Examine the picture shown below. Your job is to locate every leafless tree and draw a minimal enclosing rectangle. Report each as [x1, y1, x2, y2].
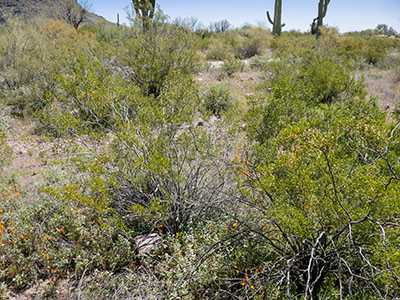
[209, 20, 231, 34]
[58, 0, 92, 31]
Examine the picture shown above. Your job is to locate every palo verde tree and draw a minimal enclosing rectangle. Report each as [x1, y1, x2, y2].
[132, 0, 156, 31]
[267, 0, 285, 36]
[311, 0, 330, 39]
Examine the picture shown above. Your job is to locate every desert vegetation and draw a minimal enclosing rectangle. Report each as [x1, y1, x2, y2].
[0, 0, 399, 299]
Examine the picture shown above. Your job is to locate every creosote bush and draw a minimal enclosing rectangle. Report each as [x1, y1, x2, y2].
[204, 85, 236, 117]
[0, 17, 97, 115]
[236, 50, 400, 298]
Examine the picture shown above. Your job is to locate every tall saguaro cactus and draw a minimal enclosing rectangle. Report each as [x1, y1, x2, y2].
[132, 0, 156, 31]
[311, 0, 330, 39]
[267, 0, 285, 36]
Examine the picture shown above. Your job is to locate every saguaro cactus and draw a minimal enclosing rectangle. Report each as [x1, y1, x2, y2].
[267, 0, 285, 36]
[311, 0, 330, 39]
[132, 0, 156, 30]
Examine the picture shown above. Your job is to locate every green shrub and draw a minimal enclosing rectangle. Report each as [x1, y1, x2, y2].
[236, 114, 400, 298]
[249, 55, 273, 70]
[118, 11, 199, 97]
[221, 58, 244, 77]
[248, 55, 365, 143]
[363, 37, 389, 65]
[39, 52, 144, 135]
[204, 85, 235, 117]
[205, 37, 234, 61]
[41, 57, 227, 234]
[238, 41, 400, 297]
[0, 17, 98, 116]
[0, 179, 136, 291]
[232, 26, 271, 59]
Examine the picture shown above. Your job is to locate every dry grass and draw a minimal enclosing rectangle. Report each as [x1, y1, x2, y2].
[195, 65, 263, 115]
[355, 68, 400, 120]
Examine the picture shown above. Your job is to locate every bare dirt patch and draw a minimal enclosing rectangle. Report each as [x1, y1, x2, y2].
[356, 68, 400, 120]
[4, 118, 53, 185]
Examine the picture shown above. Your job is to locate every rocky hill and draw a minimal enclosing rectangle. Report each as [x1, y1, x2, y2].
[0, 0, 106, 24]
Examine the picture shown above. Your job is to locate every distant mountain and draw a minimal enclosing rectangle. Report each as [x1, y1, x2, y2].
[0, 0, 107, 25]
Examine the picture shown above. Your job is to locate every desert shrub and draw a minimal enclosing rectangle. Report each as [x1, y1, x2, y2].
[0, 176, 136, 291]
[94, 73, 228, 234]
[40, 19, 98, 51]
[377, 49, 400, 69]
[205, 37, 234, 61]
[204, 85, 236, 117]
[248, 55, 365, 143]
[0, 17, 98, 116]
[118, 11, 199, 97]
[363, 37, 389, 65]
[232, 26, 271, 59]
[81, 21, 124, 43]
[375, 24, 398, 36]
[234, 114, 400, 298]
[0, 18, 49, 90]
[269, 31, 317, 59]
[41, 56, 228, 235]
[221, 57, 244, 77]
[0, 18, 52, 115]
[39, 52, 144, 135]
[249, 54, 273, 70]
[235, 43, 400, 297]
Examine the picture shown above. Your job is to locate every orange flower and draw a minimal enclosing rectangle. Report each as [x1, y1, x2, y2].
[241, 281, 246, 286]
[59, 228, 64, 233]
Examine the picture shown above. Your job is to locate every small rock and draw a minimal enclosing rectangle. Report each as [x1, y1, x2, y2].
[134, 233, 162, 255]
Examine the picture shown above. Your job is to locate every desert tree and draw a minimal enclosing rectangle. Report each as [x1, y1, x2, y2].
[58, 0, 92, 31]
[209, 20, 231, 34]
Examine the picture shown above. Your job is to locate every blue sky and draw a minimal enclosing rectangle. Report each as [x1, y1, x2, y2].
[90, 0, 400, 33]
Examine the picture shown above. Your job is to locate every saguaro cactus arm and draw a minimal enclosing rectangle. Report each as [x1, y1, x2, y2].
[266, 11, 274, 25]
[266, 11, 286, 27]
[311, 0, 330, 38]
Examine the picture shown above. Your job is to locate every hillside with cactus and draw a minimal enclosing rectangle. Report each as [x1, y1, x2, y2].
[0, 0, 400, 299]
